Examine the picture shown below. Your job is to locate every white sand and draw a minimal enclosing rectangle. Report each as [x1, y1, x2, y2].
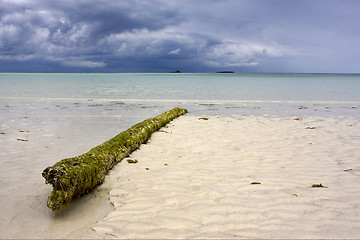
[90, 115, 360, 239]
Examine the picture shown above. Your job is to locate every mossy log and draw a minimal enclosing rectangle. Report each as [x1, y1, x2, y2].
[42, 107, 187, 211]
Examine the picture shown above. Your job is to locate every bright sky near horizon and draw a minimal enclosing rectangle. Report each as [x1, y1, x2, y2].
[0, 0, 359, 73]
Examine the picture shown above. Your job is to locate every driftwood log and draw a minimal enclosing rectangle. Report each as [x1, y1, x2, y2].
[42, 107, 187, 211]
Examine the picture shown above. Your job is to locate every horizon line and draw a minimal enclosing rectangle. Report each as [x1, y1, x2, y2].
[1, 72, 360, 75]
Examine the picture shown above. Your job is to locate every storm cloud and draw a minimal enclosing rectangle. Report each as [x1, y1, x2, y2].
[0, 0, 359, 72]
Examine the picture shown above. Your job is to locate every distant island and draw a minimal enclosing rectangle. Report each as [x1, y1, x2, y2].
[216, 71, 234, 73]
[170, 69, 181, 73]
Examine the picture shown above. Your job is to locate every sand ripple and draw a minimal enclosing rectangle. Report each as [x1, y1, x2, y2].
[92, 115, 360, 238]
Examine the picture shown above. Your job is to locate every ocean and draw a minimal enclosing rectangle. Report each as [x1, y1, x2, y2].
[0, 73, 359, 238]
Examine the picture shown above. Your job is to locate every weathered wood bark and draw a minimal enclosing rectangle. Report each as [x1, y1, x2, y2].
[42, 107, 187, 211]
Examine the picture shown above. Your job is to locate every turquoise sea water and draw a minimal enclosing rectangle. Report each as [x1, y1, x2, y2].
[1, 73, 360, 117]
[0, 73, 360, 238]
[1, 73, 360, 101]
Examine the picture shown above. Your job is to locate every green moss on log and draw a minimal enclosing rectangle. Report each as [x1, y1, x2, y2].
[42, 107, 187, 211]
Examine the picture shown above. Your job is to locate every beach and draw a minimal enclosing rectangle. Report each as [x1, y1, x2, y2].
[1, 0, 360, 235]
[88, 114, 360, 239]
[1, 73, 360, 238]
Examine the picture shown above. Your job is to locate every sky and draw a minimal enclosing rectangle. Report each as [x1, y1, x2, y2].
[0, 0, 359, 73]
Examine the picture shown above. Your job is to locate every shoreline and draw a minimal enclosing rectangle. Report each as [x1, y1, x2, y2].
[1, 72, 360, 238]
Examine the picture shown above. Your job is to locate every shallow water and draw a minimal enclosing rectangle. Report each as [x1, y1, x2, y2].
[0, 73, 359, 238]
[1, 73, 360, 101]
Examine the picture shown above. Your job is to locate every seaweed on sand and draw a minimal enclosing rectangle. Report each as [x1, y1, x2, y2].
[310, 183, 328, 188]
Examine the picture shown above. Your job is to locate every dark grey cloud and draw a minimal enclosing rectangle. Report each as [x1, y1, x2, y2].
[0, 0, 185, 69]
[0, 0, 359, 72]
